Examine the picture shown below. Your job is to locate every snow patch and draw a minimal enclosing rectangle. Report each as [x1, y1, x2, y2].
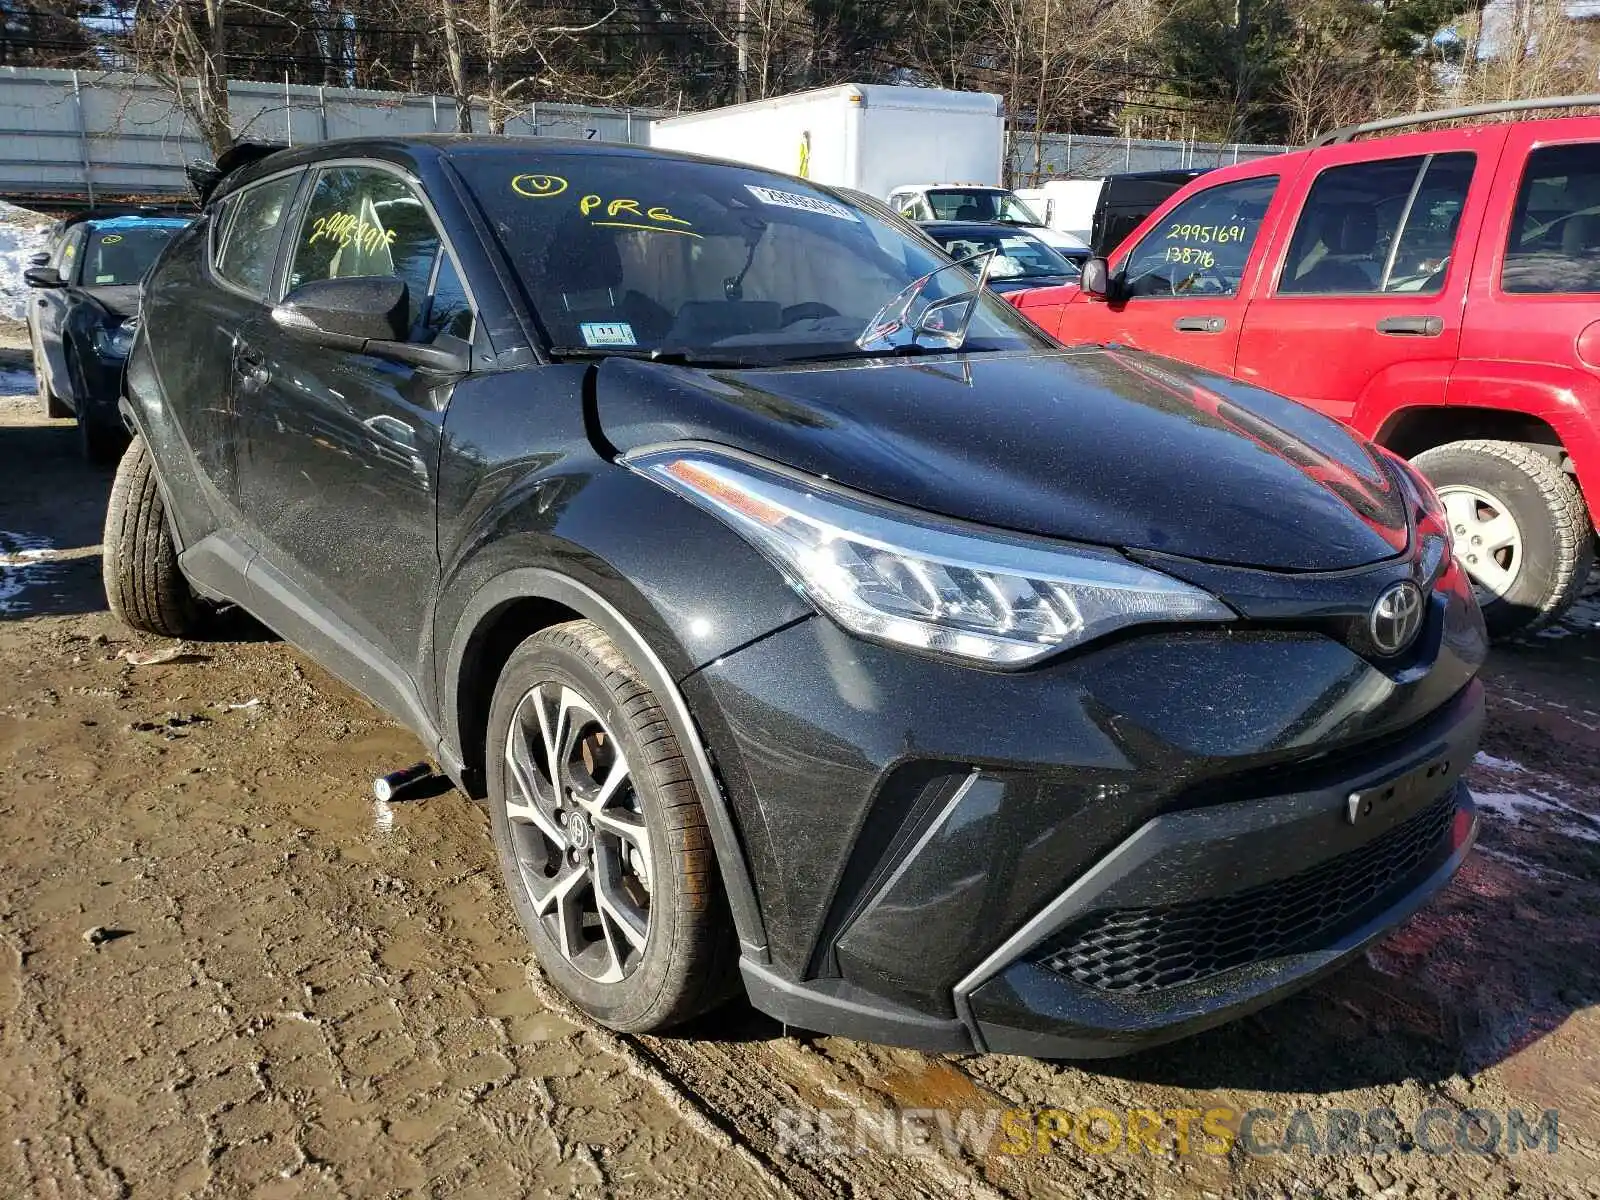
[0, 530, 56, 615]
[0, 365, 35, 398]
[1473, 751, 1526, 774]
[1474, 788, 1600, 843]
[1, 201, 54, 322]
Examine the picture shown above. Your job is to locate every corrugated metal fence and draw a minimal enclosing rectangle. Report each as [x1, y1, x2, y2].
[1007, 131, 1287, 183]
[0, 66, 1289, 203]
[0, 67, 657, 202]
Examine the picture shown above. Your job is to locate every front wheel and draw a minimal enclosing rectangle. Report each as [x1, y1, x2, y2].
[485, 620, 737, 1032]
[1411, 439, 1594, 637]
[35, 345, 70, 419]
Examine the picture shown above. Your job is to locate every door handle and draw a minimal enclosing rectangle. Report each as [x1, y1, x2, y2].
[232, 339, 271, 391]
[1376, 316, 1443, 337]
[1174, 316, 1226, 333]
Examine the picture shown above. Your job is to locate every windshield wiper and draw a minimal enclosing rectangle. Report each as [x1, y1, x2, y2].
[855, 249, 998, 355]
[545, 345, 758, 368]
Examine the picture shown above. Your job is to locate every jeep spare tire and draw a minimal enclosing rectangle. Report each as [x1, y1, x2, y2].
[1412, 439, 1594, 637]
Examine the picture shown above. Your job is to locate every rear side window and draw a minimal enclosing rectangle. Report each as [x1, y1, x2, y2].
[215, 174, 300, 297]
[1119, 176, 1278, 298]
[1502, 143, 1600, 294]
[1279, 153, 1474, 295]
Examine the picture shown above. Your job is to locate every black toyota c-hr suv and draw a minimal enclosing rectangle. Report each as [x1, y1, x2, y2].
[106, 136, 1487, 1058]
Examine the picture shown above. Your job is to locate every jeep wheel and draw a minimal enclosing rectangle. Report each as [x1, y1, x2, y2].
[103, 435, 205, 638]
[1412, 439, 1594, 637]
[485, 620, 737, 1032]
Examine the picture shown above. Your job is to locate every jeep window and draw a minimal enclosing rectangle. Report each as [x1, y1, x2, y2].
[215, 174, 300, 297]
[1279, 153, 1474, 296]
[1119, 176, 1278, 298]
[1502, 143, 1600, 294]
[450, 151, 1051, 364]
[287, 166, 471, 342]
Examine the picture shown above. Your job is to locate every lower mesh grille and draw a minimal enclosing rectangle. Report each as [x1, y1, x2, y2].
[1034, 792, 1458, 995]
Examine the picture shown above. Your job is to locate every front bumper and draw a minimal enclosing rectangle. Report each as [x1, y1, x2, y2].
[688, 574, 1486, 1057]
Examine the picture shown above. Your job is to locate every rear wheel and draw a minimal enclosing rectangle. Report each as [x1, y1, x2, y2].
[103, 435, 205, 638]
[1411, 439, 1594, 637]
[485, 619, 737, 1032]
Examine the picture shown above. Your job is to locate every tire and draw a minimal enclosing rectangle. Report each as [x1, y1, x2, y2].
[485, 619, 738, 1032]
[1412, 439, 1594, 637]
[35, 345, 70, 419]
[102, 435, 205, 638]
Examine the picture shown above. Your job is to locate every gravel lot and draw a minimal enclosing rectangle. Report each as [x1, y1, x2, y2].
[2, 335, 1598, 1199]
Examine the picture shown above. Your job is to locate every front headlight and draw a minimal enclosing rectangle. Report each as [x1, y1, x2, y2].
[91, 319, 136, 359]
[626, 448, 1234, 666]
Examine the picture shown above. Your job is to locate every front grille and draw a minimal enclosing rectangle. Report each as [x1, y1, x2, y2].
[1034, 792, 1458, 995]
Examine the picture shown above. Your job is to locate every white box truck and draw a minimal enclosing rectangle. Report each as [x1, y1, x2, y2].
[648, 84, 1006, 201]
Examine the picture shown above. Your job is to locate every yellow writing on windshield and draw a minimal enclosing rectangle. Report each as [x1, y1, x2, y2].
[1164, 246, 1216, 268]
[99, 233, 124, 244]
[308, 212, 397, 255]
[578, 193, 696, 236]
[1165, 223, 1248, 245]
[511, 174, 569, 198]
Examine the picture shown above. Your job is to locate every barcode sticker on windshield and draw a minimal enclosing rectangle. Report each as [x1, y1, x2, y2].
[580, 321, 636, 347]
[745, 186, 858, 223]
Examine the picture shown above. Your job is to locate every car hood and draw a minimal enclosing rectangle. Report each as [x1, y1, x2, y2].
[987, 275, 1075, 295]
[75, 285, 140, 319]
[594, 348, 1410, 571]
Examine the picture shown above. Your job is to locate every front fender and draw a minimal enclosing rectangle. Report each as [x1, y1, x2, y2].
[432, 412, 813, 958]
[438, 561, 790, 959]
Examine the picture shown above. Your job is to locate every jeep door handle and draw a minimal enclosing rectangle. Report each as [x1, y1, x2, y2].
[1173, 316, 1226, 333]
[1376, 316, 1443, 337]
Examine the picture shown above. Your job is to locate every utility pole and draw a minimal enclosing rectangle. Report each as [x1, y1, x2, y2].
[737, 0, 750, 102]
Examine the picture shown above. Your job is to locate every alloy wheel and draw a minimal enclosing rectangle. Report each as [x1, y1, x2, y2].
[503, 682, 652, 984]
[1438, 484, 1523, 601]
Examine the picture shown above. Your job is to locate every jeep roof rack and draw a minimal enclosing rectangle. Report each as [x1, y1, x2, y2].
[1312, 94, 1600, 146]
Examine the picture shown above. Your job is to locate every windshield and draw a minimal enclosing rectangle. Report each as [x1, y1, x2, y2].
[453, 151, 1053, 365]
[928, 229, 1077, 280]
[73, 222, 185, 286]
[924, 189, 1042, 225]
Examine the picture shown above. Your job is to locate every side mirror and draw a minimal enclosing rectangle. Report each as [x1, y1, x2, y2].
[24, 266, 64, 289]
[27, 251, 51, 267]
[272, 276, 468, 373]
[1079, 257, 1111, 300]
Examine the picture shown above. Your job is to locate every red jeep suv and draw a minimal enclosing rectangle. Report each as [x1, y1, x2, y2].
[1012, 99, 1600, 636]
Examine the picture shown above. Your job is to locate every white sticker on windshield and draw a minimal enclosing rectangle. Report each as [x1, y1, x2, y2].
[745, 185, 858, 223]
[580, 321, 637, 348]
[95, 274, 115, 283]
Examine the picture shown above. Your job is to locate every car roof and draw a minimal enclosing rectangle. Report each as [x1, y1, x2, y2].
[893, 183, 1009, 192]
[219, 134, 789, 199]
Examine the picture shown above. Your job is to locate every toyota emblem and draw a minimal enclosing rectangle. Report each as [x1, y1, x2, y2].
[1369, 581, 1425, 656]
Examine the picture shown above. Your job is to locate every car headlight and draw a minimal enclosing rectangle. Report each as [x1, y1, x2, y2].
[91, 319, 136, 359]
[625, 448, 1234, 666]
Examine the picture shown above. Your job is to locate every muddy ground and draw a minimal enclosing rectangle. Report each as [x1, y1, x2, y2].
[1, 333, 1598, 1200]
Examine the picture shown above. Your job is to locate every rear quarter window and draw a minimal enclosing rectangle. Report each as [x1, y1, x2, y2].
[1502, 143, 1600, 294]
[214, 173, 301, 297]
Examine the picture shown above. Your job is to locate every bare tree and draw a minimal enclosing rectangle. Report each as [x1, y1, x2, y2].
[127, 0, 235, 157]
